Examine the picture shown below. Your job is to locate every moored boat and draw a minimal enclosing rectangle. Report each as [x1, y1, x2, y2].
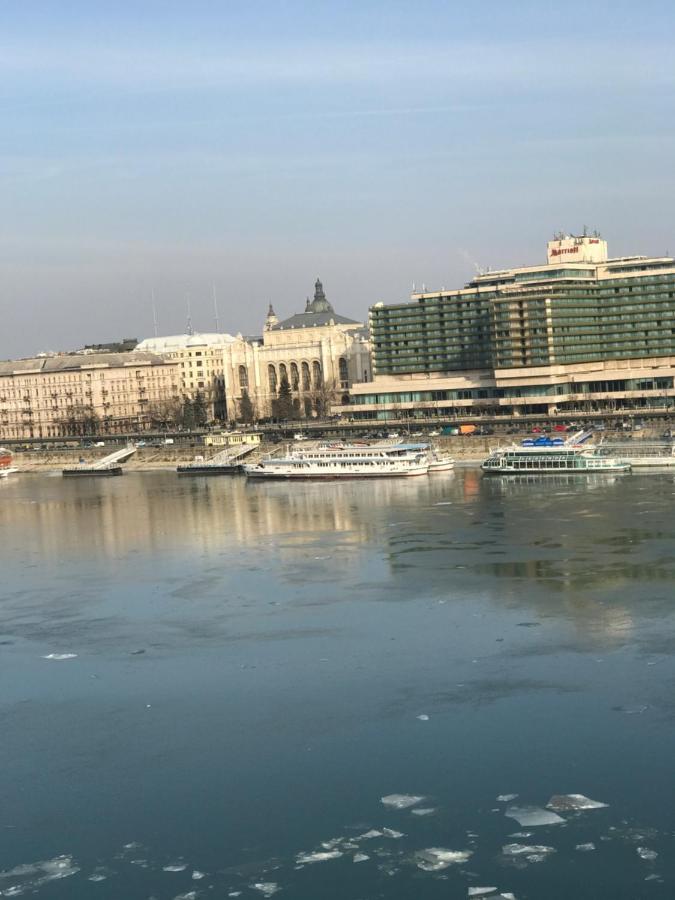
[244, 442, 429, 479]
[481, 431, 630, 476]
[0, 447, 17, 477]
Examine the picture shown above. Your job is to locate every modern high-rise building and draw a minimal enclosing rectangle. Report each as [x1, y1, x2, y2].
[349, 234, 675, 419]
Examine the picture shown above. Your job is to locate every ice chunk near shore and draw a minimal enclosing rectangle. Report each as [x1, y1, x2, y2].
[0, 855, 80, 891]
[414, 848, 472, 871]
[501, 843, 555, 864]
[42, 653, 78, 660]
[381, 794, 424, 809]
[295, 850, 343, 865]
[250, 883, 281, 897]
[505, 806, 564, 827]
[546, 794, 608, 812]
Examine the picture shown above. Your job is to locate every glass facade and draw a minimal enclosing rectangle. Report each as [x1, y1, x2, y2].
[370, 268, 675, 376]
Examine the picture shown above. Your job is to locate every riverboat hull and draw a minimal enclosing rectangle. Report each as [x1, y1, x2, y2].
[177, 464, 243, 476]
[244, 464, 429, 480]
[62, 467, 124, 477]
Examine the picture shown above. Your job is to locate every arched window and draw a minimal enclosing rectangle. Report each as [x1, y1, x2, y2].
[268, 364, 277, 393]
[338, 357, 348, 387]
[312, 361, 322, 388]
[301, 362, 311, 391]
[239, 365, 248, 389]
[279, 363, 288, 384]
[290, 362, 299, 390]
[303, 397, 313, 417]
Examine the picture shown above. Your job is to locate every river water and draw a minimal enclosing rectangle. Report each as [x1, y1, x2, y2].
[1, 469, 675, 899]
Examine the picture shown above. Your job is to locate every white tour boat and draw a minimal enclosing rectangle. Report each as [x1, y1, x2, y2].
[427, 450, 455, 472]
[481, 431, 630, 476]
[244, 443, 429, 479]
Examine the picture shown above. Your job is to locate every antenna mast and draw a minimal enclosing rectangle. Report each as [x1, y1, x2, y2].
[186, 294, 193, 336]
[151, 289, 159, 337]
[212, 283, 220, 332]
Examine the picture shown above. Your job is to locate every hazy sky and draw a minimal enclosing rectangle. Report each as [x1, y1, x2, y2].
[2, 0, 675, 359]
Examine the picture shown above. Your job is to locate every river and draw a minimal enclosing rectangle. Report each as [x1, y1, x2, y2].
[1, 469, 674, 898]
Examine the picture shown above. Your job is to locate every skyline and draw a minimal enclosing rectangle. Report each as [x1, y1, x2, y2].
[3, 0, 675, 358]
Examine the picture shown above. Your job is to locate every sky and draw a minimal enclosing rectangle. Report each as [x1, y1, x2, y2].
[2, 0, 675, 358]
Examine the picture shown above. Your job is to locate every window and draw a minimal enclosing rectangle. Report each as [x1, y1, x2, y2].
[268, 365, 277, 392]
[290, 362, 299, 390]
[239, 365, 249, 389]
[312, 361, 322, 388]
[301, 362, 311, 391]
[339, 357, 348, 387]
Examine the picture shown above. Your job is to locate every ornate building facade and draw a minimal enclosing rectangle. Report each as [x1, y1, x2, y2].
[222, 280, 372, 421]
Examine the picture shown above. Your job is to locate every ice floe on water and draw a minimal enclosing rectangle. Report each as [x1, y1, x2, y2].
[411, 807, 436, 816]
[0, 856, 80, 893]
[295, 850, 343, 865]
[468, 888, 498, 897]
[163, 863, 188, 872]
[353, 853, 369, 863]
[504, 806, 564, 827]
[250, 882, 281, 896]
[547, 794, 608, 812]
[42, 653, 78, 660]
[417, 714, 430, 721]
[191, 869, 206, 879]
[381, 794, 425, 809]
[637, 847, 658, 861]
[575, 842, 596, 852]
[501, 843, 556, 864]
[414, 848, 473, 871]
[496, 794, 518, 803]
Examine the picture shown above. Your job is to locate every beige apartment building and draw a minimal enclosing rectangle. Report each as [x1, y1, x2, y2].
[135, 332, 235, 420]
[0, 352, 180, 440]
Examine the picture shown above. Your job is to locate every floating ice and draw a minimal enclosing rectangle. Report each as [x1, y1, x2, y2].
[295, 850, 343, 865]
[356, 830, 382, 840]
[501, 844, 555, 863]
[250, 883, 281, 897]
[381, 794, 424, 809]
[353, 853, 369, 863]
[0, 855, 80, 892]
[163, 864, 188, 872]
[637, 847, 658, 861]
[547, 794, 608, 812]
[411, 807, 436, 816]
[496, 794, 518, 803]
[382, 828, 404, 839]
[42, 653, 77, 661]
[192, 870, 206, 880]
[505, 806, 564, 827]
[321, 837, 346, 848]
[414, 848, 472, 871]
[575, 843, 596, 852]
[468, 889, 498, 897]
[173, 893, 198, 900]
[417, 714, 430, 721]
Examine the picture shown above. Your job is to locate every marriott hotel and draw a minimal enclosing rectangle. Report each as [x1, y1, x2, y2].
[348, 234, 675, 420]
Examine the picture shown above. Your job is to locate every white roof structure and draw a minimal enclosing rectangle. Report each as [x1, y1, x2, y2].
[136, 333, 237, 352]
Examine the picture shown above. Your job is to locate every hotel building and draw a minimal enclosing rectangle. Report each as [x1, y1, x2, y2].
[349, 234, 675, 419]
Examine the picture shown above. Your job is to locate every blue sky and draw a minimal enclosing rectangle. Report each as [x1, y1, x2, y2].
[2, 0, 675, 357]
